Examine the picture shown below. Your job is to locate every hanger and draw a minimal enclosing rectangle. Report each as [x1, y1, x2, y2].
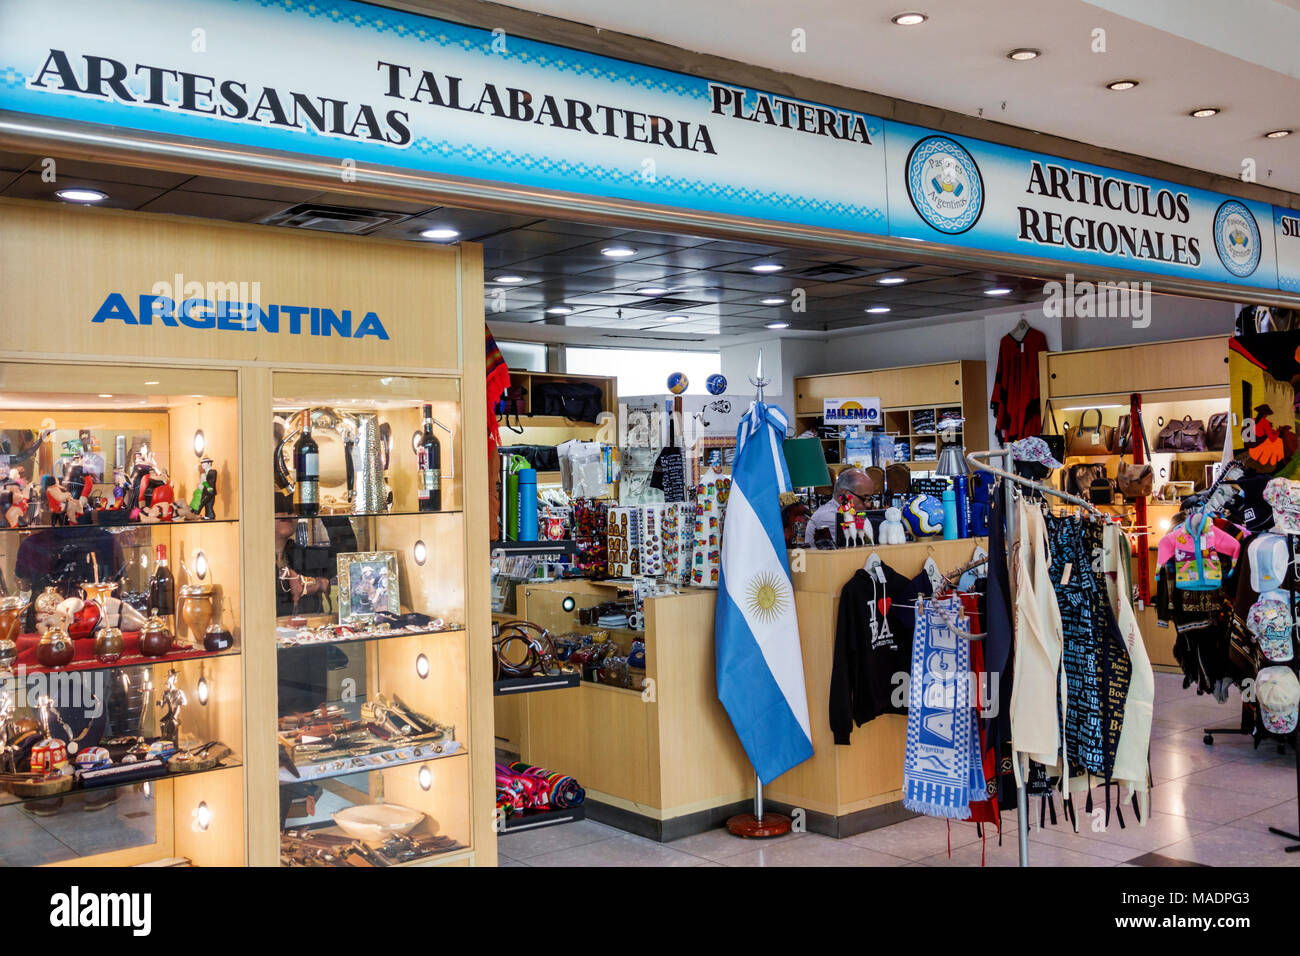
[863, 551, 886, 583]
[1010, 318, 1031, 343]
[970, 545, 989, 578]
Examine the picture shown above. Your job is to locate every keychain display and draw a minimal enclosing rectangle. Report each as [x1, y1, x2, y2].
[691, 468, 730, 589]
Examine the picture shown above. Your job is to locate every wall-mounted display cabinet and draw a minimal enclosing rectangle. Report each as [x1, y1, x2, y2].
[793, 360, 988, 475]
[0, 198, 494, 867]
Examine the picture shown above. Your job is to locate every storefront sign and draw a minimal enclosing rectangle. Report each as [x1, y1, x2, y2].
[0, 0, 1295, 297]
[90, 292, 391, 340]
[886, 121, 1280, 290]
[823, 397, 882, 425]
[0, 0, 887, 235]
[1276, 206, 1300, 292]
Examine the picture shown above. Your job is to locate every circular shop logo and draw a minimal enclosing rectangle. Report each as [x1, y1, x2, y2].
[905, 135, 985, 234]
[1214, 200, 1261, 278]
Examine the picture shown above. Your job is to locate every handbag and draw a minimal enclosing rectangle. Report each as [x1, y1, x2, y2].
[1115, 414, 1132, 455]
[495, 385, 527, 434]
[1088, 476, 1115, 505]
[1040, 400, 1067, 464]
[501, 444, 560, 472]
[1066, 408, 1115, 457]
[1063, 462, 1106, 498]
[1116, 408, 1154, 500]
[1207, 412, 1230, 451]
[533, 382, 604, 423]
[1155, 415, 1208, 452]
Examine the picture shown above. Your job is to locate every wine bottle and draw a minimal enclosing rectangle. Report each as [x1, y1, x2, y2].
[294, 410, 320, 516]
[416, 403, 442, 512]
[148, 544, 175, 616]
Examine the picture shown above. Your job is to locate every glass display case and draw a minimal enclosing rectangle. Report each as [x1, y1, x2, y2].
[270, 371, 473, 867]
[0, 362, 244, 866]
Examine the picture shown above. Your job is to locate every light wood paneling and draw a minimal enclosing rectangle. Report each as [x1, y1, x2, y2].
[1044, 336, 1229, 400]
[0, 198, 463, 372]
[794, 361, 966, 416]
[172, 766, 246, 867]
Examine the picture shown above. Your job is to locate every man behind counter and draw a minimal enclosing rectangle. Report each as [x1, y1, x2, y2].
[803, 466, 874, 549]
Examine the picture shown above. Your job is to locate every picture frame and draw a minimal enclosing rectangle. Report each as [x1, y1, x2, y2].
[336, 550, 400, 625]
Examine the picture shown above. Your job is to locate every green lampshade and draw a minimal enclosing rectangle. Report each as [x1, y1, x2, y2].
[783, 437, 832, 488]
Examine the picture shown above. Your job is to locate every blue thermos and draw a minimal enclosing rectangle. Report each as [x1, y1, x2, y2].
[941, 486, 958, 541]
[953, 474, 970, 538]
[517, 468, 538, 541]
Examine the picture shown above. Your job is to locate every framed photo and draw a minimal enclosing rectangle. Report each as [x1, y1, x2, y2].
[336, 550, 399, 625]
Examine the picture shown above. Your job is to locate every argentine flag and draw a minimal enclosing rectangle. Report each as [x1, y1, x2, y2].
[715, 402, 813, 784]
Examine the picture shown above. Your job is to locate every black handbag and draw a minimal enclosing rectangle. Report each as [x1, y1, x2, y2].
[501, 444, 560, 471]
[533, 382, 604, 423]
[1040, 400, 1067, 465]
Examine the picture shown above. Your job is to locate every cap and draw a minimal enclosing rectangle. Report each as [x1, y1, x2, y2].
[1009, 436, 1063, 470]
[1247, 596, 1294, 663]
[1257, 666, 1300, 735]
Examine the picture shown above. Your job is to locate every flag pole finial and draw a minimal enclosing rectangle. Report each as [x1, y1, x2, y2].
[748, 349, 770, 403]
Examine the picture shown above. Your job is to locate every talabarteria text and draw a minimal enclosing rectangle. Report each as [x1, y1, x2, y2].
[376, 61, 716, 154]
[91, 294, 391, 340]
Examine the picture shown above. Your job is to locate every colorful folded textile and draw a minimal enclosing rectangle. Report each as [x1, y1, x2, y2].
[509, 761, 586, 809]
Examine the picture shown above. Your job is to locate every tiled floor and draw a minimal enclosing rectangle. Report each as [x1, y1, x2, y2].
[498, 673, 1300, 867]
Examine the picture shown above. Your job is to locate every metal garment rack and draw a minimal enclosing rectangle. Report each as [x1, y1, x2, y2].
[964, 448, 1119, 867]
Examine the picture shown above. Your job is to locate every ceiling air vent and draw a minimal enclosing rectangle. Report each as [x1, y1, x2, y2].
[788, 263, 874, 282]
[261, 203, 412, 235]
[635, 295, 711, 311]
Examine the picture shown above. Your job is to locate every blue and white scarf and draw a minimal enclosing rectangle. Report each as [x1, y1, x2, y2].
[903, 598, 985, 818]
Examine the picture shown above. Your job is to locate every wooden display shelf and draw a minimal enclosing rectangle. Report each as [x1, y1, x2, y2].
[0, 758, 241, 809]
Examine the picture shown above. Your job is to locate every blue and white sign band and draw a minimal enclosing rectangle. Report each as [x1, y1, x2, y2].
[0, 0, 886, 235]
[887, 120, 1281, 290]
[0, 0, 1294, 296]
[1276, 206, 1300, 293]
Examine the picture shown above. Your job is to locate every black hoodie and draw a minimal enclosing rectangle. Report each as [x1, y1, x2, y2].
[829, 564, 923, 744]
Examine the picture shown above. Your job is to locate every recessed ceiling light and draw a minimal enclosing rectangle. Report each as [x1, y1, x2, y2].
[663, 314, 689, 322]
[1189, 107, 1220, 118]
[765, 321, 790, 329]
[55, 188, 107, 203]
[865, 306, 891, 314]
[892, 12, 928, 25]
[419, 227, 460, 240]
[98, 393, 113, 398]
[1007, 48, 1040, 61]
[1265, 129, 1293, 139]
[637, 286, 668, 295]
[751, 263, 783, 273]
[494, 275, 525, 283]
[1106, 80, 1139, 91]
[546, 306, 573, 315]
[601, 245, 637, 257]
[761, 297, 786, 305]
[984, 287, 1013, 296]
[877, 276, 906, 285]
[143, 380, 160, 386]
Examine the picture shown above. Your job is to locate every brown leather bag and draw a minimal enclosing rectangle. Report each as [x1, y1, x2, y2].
[1067, 408, 1115, 457]
[1116, 406, 1154, 500]
[1206, 412, 1230, 451]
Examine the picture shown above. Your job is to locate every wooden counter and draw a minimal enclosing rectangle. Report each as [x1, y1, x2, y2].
[770, 538, 989, 836]
[501, 580, 754, 840]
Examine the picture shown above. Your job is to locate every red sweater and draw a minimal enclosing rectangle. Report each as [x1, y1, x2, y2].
[991, 328, 1047, 444]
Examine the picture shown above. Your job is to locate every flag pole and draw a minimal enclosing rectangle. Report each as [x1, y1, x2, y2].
[725, 349, 795, 839]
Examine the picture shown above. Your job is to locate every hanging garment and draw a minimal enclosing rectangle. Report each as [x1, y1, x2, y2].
[1045, 513, 1131, 788]
[1008, 498, 1066, 782]
[990, 327, 1048, 444]
[1159, 559, 1235, 698]
[960, 591, 1000, 831]
[1156, 513, 1240, 591]
[829, 565, 923, 743]
[1103, 523, 1153, 824]
[903, 597, 985, 818]
[982, 489, 1017, 811]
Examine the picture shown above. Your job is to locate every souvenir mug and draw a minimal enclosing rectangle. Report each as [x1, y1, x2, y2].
[36, 619, 75, 668]
[0, 594, 28, 670]
[139, 609, 174, 658]
[34, 585, 62, 636]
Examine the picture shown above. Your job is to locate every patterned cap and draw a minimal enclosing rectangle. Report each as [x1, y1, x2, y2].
[1257, 666, 1300, 735]
[1247, 596, 1295, 663]
[1009, 436, 1063, 470]
[1265, 478, 1300, 534]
